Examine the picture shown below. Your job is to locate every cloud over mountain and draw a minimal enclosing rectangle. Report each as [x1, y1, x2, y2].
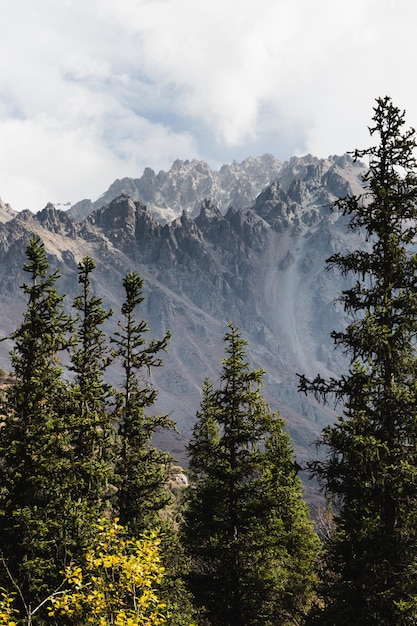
[0, 2, 416, 212]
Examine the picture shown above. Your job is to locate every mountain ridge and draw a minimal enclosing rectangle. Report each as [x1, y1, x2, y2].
[68, 154, 283, 223]
[0, 153, 367, 478]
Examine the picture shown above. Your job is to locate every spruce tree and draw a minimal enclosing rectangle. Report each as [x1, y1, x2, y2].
[299, 97, 417, 625]
[111, 273, 197, 624]
[184, 323, 320, 626]
[111, 271, 173, 535]
[67, 256, 115, 520]
[0, 236, 75, 608]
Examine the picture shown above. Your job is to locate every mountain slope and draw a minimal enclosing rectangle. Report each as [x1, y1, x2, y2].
[0, 154, 366, 474]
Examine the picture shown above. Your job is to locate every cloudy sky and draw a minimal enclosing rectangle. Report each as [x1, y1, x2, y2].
[0, 0, 416, 211]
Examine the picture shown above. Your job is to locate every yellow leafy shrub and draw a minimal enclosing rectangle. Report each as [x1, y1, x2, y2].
[49, 518, 167, 625]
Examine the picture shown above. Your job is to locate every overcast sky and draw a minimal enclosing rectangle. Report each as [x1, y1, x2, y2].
[0, 0, 416, 211]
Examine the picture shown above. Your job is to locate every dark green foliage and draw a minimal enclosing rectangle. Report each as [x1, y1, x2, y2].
[0, 236, 75, 607]
[0, 237, 331, 625]
[70, 256, 113, 404]
[0, 244, 196, 622]
[67, 256, 115, 517]
[110, 273, 197, 623]
[185, 324, 320, 626]
[299, 97, 417, 625]
[111, 271, 173, 535]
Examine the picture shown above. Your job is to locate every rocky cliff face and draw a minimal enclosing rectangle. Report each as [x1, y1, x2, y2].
[69, 154, 283, 223]
[0, 153, 367, 474]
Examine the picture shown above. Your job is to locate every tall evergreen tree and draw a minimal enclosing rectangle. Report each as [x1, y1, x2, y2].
[0, 236, 75, 608]
[299, 97, 417, 625]
[184, 323, 320, 626]
[111, 272, 173, 535]
[67, 256, 115, 519]
[111, 273, 197, 625]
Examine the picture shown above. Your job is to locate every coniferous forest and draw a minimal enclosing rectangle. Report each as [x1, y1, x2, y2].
[0, 97, 417, 625]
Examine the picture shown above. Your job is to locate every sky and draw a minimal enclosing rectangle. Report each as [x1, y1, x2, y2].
[0, 0, 416, 211]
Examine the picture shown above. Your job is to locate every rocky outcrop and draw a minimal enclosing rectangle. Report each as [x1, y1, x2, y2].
[0, 198, 16, 225]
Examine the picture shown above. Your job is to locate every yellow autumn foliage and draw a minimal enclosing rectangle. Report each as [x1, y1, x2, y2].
[49, 518, 167, 625]
[0, 589, 18, 626]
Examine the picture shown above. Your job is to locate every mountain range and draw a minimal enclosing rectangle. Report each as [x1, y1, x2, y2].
[0, 153, 366, 487]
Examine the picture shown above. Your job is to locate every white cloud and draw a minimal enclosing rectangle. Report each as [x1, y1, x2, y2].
[0, 113, 198, 211]
[1, 0, 417, 210]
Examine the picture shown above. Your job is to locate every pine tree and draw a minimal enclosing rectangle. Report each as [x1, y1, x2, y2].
[184, 323, 320, 626]
[67, 256, 115, 520]
[111, 273, 197, 624]
[0, 236, 75, 609]
[111, 271, 173, 535]
[299, 97, 417, 625]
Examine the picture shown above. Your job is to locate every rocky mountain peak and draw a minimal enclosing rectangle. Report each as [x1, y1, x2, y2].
[195, 198, 222, 223]
[91, 194, 137, 230]
[253, 182, 296, 230]
[37, 203, 79, 236]
[68, 154, 283, 224]
[0, 198, 16, 225]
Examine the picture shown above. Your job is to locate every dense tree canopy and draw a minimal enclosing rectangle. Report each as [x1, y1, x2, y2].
[0, 242, 202, 624]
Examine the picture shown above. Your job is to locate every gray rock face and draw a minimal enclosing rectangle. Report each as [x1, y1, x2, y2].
[0, 153, 367, 474]
[69, 154, 283, 223]
[0, 198, 17, 224]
